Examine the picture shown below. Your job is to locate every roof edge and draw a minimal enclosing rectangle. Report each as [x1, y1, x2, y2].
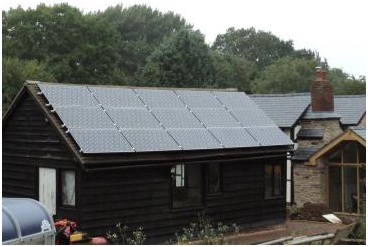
[24, 83, 87, 168]
[33, 81, 239, 92]
[2, 82, 29, 126]
[308, 129, 366, 166]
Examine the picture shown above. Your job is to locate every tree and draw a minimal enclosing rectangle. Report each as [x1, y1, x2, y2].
[3, 4, 122, 84]
[212, 27, 295, 70]
[211, 51, 257, 93]
[328, 68, 366, 95]
[251, 57, 318, 93]
[139, 29, 213, 88]
[97, 4, 191, 82]
[2, 57, 55, 113]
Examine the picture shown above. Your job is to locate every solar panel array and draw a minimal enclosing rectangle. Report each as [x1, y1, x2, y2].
[38, 83, 292, 153]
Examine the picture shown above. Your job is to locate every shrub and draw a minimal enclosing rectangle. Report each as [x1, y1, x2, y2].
[174, 213, 239, 245]
[106, 222, 146, 245]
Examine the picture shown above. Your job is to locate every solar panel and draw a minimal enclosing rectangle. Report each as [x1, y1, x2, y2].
[193, 108, 241, 127]
[209, 127, 259, 148]
[152, 109, 202, 128]
[168, 128, 222, 150]
[106, 107, 162, 129]
[176, 90, 222, 108]
[38, 83, 293, 154]
[89, 87, 145, 108]
[231, 109, 275, 127]
[68, 128, 134, 153]
[55, 106, 115, 129]
[246, 127, 292, 146]
[214, 91, 256, 109]
[39, 84, 97, 107]
[121, 129, 180, 152]
[136, 89, 185, 109]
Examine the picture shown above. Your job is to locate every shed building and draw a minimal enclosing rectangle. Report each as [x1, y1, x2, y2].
[2, 81, 293, 243]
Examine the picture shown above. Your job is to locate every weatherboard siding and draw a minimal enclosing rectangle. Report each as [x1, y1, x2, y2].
[2, 93, 77, 199]
[78, 158, 286, 243]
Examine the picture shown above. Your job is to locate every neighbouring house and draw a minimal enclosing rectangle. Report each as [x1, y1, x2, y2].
[250, 69, 366, 215]
[2, 81, 293, 243]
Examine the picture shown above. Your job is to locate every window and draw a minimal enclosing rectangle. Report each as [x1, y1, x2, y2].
[171, 164, 203, 208]
[39, 168, 76, 215]
[327, 141, 365, 214]
[265, 164, 283, 198]
[61, 170, 76, 206]
[172, 164, 185, 187]
[39, 168, 57, 215]
[208, 163, 221, 194]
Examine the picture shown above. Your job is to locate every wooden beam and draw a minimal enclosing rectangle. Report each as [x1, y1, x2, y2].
[309, 130, 366, 166]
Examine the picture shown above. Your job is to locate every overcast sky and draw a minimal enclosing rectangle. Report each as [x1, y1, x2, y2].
[2, 0, 367, 77]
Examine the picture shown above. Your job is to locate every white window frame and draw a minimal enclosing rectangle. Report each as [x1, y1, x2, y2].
[39, 167, 57, 215]
[61, 170, 76, 206]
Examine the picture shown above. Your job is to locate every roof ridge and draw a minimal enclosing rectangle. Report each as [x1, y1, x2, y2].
[250, 93, 310, 97]
[334, 95, 366, 98]
[29, 81, 239, 92]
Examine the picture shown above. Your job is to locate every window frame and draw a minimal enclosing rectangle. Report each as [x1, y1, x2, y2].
[170, 163, 204, 210]
[264, 164, 284, 199]
[207, 163, 222, 195]
[61, 170, 76, 207]
[37, 167, 77, 216]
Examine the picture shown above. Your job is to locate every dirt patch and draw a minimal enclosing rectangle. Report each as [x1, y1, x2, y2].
[222, 220, 348, 245]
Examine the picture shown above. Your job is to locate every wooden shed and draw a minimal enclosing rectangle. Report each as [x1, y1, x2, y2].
[2, 81, 293, 243]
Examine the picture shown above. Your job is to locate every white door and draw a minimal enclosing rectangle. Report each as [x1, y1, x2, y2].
[39, 168, 56, 215]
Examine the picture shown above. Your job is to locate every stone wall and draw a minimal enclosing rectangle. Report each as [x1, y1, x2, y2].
[298, 119, 343, 149]
[293, 118, 342, 207]
[293, 162, 327, 206]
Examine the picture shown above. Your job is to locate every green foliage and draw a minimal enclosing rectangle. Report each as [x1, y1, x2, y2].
[3, 4, 122, 84]
[251, 57, 318, 93]
[106, 222, 146, 245]
[174, 213, 239, 245]
[350, 219, 366, 240]
[328, 68, 366, 95]
[2, 3, 364, 97]
[211, 51, 257, 93]
[2, 57, 55, 113]
[212, 27, 295, 70]
[97, 4, 191, 82]
[139, 29, 214, 88]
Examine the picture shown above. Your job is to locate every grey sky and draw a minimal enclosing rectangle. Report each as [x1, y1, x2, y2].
[2, 0, 366, 77]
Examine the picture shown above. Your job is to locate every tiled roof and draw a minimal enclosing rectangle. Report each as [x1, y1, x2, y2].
[350, 126, 366, 141]
[334, 95, 366, 125]
[37, 83, 292, 154]
[297, 129, 325, 139]
[303, 108, 341, 120]
[250, 94, 365, 127]
[292, 147, 319, 161]
[249, 94, 310, 128]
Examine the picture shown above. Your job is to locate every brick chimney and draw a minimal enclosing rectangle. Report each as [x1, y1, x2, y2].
[310, 67, 334, 111]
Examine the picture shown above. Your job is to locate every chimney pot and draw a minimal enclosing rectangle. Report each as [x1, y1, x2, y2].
[315, 68, 328, 81]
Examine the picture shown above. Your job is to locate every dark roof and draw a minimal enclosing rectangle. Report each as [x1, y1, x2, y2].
[334, 95, 366, 125]
[303, 108, 341, 120]
[37, 83, 292, 154]
[297, 129, 325, 139]
[292, 147, 319, 161]
[250, 93, 365, 128]
[350, 126, 366, 141]
[249, 94, 310, 128]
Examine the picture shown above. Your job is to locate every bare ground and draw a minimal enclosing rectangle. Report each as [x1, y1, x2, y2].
[222, 220, 348, 245]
